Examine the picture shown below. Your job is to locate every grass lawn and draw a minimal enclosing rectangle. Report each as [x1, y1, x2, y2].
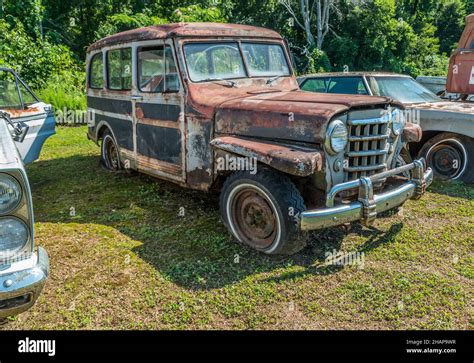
[3, 126, 473, 330]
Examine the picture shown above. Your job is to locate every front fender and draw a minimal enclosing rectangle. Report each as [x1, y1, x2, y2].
[210, 136, 324, 177]
[419, 108, 474, 138]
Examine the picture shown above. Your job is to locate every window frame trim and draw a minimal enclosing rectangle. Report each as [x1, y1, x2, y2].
[181, 40, 292, 83]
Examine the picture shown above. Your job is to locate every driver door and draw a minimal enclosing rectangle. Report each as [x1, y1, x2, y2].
[133, 41, 185, 183]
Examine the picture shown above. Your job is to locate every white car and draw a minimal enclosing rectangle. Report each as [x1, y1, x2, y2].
[0, 116, 49, 319]
[0, 67, 55, 164]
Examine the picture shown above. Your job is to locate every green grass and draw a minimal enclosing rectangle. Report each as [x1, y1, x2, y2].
[2, 126, 473, 330]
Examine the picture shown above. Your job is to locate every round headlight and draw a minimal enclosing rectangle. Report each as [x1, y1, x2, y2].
[0, 174, 22, 214]
[326, 120, 348, 155]
[0, 218, 29, 259]
[391, 109, 405, 136]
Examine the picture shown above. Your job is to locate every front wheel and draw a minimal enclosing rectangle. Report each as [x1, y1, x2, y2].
[220, 169, 307, 255]
[418, 133, 473, 183]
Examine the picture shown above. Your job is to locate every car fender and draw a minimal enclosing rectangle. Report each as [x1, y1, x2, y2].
[210, 136, 324, 177]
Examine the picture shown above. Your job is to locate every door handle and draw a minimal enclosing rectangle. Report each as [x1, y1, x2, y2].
[131, 95, 143, 101]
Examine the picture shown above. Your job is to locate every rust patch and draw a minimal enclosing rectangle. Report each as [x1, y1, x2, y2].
[211, 136, 324, 177]
[403, 123, 422, 143]
[3, 107, 40, 118]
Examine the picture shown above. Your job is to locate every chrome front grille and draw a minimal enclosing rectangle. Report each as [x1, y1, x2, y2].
[345, 116, 390, 181]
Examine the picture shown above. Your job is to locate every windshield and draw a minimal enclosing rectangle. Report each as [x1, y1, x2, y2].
[369, 76, 441, 103]
[183, 42, 290, 82]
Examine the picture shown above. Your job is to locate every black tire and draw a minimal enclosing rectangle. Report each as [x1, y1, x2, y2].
[100, 129, 122, 171]
[418, 133, 473, 183]
[220, 169, 307, 255]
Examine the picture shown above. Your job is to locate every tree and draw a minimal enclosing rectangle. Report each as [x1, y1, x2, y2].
[1, 0, 44, 38]
[435, 0, 466, 54]
[279, 0, 335, 49]
[0, 19, 80, 90]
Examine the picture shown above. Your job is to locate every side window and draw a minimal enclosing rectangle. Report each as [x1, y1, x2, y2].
[300, 78, 329, 92]
[107, 48, 132, 90]
[327, 77, 367, 95]
[138, 45, 179, 93]
[89, 53, 104, 89]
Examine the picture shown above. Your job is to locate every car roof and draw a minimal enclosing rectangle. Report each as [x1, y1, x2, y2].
[88, 23, 283, 52]
[298, 72, 412, 79]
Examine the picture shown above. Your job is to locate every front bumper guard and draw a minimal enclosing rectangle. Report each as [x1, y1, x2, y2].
[0, 247, 49, 319]
[300, 159, 433, 231]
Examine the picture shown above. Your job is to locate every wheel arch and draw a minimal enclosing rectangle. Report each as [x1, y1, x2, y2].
[96, 121, 117, 144]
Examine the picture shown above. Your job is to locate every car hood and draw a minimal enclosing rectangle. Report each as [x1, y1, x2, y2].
[215, 90, 395, 144]
[406, 101, 474, 115]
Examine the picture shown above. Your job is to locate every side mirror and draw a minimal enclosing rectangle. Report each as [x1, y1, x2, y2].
[0, 111, 29, 143]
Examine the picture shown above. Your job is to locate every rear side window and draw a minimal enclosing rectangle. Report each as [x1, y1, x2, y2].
[138, 45, 179, 93]
[107, 48, 132, 90]
[327, 77, 368, 95]
[300, 78, 330, 92]
[89, 53, 104, 89]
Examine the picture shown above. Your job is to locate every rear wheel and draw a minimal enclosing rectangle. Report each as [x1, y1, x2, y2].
[220, 169, 307, 255]
[101, 130, 122, 171]
[419, 133, 473, 183]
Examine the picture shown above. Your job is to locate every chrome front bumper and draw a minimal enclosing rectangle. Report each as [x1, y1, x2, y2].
[0, 247, 49, 319]
[300, 159, 433, 231]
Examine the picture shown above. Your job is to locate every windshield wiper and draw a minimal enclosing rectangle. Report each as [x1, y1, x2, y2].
[266, 75, 286, 85]
[201, 78, 237, 88]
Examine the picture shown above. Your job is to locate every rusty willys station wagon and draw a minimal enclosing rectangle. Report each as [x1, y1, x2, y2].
[86, 23, 433, 255]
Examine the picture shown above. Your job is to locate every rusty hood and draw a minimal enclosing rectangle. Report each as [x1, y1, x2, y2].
[215, 90, 393, 144]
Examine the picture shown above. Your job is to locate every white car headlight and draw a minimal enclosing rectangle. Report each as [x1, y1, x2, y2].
[325, 120, 348, 155]
[0, 218, 29, 259]
[0, 174, 22, 215]
[391, 108, 405, 136]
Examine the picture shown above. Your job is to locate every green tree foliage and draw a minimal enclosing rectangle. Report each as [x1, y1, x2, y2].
[307, 48, 332, 73]
[0, 19, 81, 90]
[170, 5, 226, 22]
[324, 0, 451, 76]
[96, 13, 167, 40]
[1, 0, 44, 38]
[435, 0, 466, 54]
[0, 0, 470, 111]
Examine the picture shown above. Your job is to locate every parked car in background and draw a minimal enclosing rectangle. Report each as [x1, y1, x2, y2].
[86, 23, 432, 255]
[416, 76, 474, 101]
[416, 76, 448, 96]
[298, 72, 474, 183]
[0, 112, 49, 319]
[0, 68, 55, 164]
[447, 13, 474, 100]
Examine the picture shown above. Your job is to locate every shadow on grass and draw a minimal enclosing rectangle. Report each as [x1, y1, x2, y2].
[428, 179, 473, 200]
[28, 154, 403, 291]
[261, 223, 403, 284]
